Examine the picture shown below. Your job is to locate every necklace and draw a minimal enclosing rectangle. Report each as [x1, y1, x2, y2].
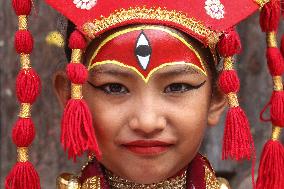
[105, 169, 187, 189]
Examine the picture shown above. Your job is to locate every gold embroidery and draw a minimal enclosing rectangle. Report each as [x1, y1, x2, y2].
[72, 49, 83, 63]
[82, 7, 221, 47]
[88, 25, 207, 74]
[272, 76, 283, 91]
[271, 126, 281, 141]
[267, 32, 277, 48]
[204, 166, 220, 189]
[105, 169, 187, 189]
[20, 54, 32, 69]
[18, 15, 28, 30]
[89, 60, 206, 83]
[227, 93, 239, 108]
[254, 0, 270, 8]
[19, 103, 31, 118]
[71, 84, 83, 99]
[17, 147, 29, 162]
[82, 176, 101, 189]
[56, 173, 81, 189]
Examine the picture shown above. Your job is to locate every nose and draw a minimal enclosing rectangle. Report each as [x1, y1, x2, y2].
[128, 95, 167, 135]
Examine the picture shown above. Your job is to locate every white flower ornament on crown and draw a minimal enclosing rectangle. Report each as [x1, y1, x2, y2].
[204, 0, 225, 19]
[73, 0, 97, 10]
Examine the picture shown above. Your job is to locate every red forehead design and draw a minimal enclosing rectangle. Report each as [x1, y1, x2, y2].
[88, 26, 207, 82]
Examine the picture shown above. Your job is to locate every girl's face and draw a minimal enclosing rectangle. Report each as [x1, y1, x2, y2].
[55, 25, 225, 184]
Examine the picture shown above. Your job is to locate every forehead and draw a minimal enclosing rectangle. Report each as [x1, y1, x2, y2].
[86, 25, 208, 82]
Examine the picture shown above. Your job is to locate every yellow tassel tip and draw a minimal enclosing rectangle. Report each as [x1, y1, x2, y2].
[45, 31, 65, 48]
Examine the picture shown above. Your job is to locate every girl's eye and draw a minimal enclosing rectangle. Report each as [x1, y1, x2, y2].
[88, 81, 129, 95]
[164, 81, 206, 93]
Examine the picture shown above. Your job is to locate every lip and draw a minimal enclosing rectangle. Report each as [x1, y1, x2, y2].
[122, 140, 173, 155]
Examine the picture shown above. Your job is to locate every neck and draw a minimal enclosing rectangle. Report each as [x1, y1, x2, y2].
[104, 169, 187, 189]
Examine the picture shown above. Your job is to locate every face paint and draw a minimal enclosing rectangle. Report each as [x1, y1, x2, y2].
[88, 26, 207, 83]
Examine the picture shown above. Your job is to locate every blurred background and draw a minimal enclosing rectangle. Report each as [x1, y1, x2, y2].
[1, 0, 284, 188]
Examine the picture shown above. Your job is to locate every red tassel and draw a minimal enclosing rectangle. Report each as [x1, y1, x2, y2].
[217, 29, 242, 57]
[66, 63, 88, 84]
[61, 99, 101, 160]
[5, 162, 40, 189]
[12, 0, 32, 16]
[12, 118, 35, 147]
[68, 31, 86, 49]
[260, 0, 281, 32]
[15, 30, 34, 54]
[222, 107, 254, 160]
[266, 47, 284, 76]
[270, 91, 284, 127]
[256, 140, 284, 189]
[16, 68, 41, 103]
[218, 70, 240, 94]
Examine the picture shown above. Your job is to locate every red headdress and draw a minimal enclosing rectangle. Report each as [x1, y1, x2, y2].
[5, 0, 284, 189]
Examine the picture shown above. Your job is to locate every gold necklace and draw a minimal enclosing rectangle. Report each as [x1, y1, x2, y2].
[105, 170, 187, 189]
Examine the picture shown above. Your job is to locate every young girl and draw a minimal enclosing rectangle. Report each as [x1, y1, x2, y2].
[6, 0, 284, 189]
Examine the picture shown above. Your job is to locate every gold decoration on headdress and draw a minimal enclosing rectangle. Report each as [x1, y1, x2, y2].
[71, 49, 83, 63]
[17, 147, 29, 162]
[272, 76, 283, 91]
[20, 54, 31, 69]
[19, 103, 31, 118]
[254, 0, 270, 8]
[227, 93, 239, 108]
[204, 166, 220, 189]
[267, 32, 277, 48]
[83, 7, 221, 48]
[46, 31, 65, 48]
[57, 173, 81, 189]
[223, 57, 234, 70]
[271, 126, 281, 141]
[82, 176, 101, 189]
[71, 84, 83, 99]
[217, 177, 231, 189]
[18, 15, 28, 30]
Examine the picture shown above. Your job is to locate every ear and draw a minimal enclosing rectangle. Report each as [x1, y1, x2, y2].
[53, 70, 71, 108]
[207, 90, 227, 126]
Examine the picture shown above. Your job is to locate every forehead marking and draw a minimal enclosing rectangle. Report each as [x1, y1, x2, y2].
[90, 60, 206, 83]
[88, 25, 207, 74]
[135, 31, 152, 70]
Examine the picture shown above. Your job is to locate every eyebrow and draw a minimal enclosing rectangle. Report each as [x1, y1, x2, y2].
[155, 65, 203, 78]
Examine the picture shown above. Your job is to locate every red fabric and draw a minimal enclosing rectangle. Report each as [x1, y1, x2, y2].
[69, 30, 87, 49]
[16, 69, 41, 103]
[217, 29, 242, 57]
[12, 0, 32, 16]
[14, 30, 34, 54]
[91, 29, 206, 77]
[12, 118, 35, 147]
[61, 99, 101, 160]
[259, 0, 281, 32]
[45, 0, 259, 43]
[5, 162, 40, 189]
[256, 140, 284, 189]
[66, 63, 88, 84]
[222, 107, 255, 161]
[218, 70, 240, 94]
[266, 47, 284, 76]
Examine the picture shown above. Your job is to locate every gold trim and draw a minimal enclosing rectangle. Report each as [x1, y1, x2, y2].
[254, 0, 270, 8]
[88, 25, 207, 75]
[204, 166, 220, 189]
[71, 84, 83, 99]
[267, 32, 277, 48]
[82, 7, 221, 47]
[271, 126, 281, 141]
[82, 176, 101, 189]
[71, 49, 83, 63]
[89, 60, 206, 83]
[20, 54, 31, 69]
[17, 147, 29, 162]
[19, 103, 31, 118]
[56, 173, 81, 189]
[18, 15, 28, 30]
[227, 93, 239, 108]
[223, 57, 234, 70]
[272, 76, 283, 91]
